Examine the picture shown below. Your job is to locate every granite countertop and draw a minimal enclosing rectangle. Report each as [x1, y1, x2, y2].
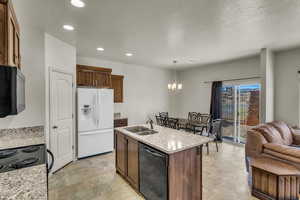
[0, 126, 47, 200]
[0, 126, 45, 150]
[115, 124, 212, 154]
[0, 164, 47, 200]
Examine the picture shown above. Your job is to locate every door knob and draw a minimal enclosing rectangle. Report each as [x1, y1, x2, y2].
[52, 126, 58, 129]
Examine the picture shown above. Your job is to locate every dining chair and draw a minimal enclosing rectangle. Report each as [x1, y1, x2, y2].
[205, 119, 222, 155]
[177, 118, 189, 130]
[199, 114, 211, 135]
[167, 118, 179, 129]
[159, 112, 169, 127]
[186, 112, 202, 134]
[159, 112, 169, 118]
[155, 115, 164, 126]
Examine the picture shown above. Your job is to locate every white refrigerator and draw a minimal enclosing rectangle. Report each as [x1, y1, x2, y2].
[77, 88, 114, 158]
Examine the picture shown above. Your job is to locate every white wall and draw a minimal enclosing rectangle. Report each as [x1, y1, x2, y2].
[174, 56, 260, 118]
[0, 26, 45, 129]
[274, 48, 300, 126]
[77, 57, 172, 124]
[45, 34, 76, 147]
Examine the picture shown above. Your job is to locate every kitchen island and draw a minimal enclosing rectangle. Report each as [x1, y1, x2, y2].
[115, 124, 211, 200]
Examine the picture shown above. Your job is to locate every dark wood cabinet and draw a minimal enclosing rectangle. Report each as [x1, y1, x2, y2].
[114, 118, 128, 128]
[115, 131, 139, 191]
[111, 75, 124, 103]
[77, 69, 94, 86]
[0, 0, 21, 68]
[127, 137, 139, 189]
[94, 71, 111, 88]
[116, 133, 127, 177]
[114, 118, 128, 150]
[76, 65, 112, 88]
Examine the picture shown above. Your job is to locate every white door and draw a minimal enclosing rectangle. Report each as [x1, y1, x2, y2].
[50, 70, 74, 172]
[98, 89, 113, 129]
[77, 88, 99, 132]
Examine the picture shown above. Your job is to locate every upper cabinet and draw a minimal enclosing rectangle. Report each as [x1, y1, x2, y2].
[76, 65, 124, 103]
[94, 71, 112, 88]
[112, 75, 124, 103]
[0, 0, 21, 68]
[76, 65, 112, 88]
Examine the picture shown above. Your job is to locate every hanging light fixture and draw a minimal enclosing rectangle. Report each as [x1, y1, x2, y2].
[168, 60, 183, 91]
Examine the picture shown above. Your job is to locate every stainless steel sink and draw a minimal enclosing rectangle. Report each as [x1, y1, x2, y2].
[125, 126, 149, 133]
[125, 126, 158, 135]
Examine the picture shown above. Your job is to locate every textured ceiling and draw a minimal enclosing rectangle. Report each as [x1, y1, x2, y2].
[13, 0, 300, 69]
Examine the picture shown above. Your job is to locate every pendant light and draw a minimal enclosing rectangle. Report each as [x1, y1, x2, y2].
[168, 60, 183, 91]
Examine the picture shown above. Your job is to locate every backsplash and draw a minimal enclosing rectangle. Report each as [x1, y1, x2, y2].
[0, 126, 44, 138]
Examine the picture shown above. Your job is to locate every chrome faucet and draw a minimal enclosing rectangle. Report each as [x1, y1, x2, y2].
[146, 118, 154, 130]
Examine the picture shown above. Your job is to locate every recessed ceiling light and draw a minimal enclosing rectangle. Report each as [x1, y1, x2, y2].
[97, 47, 104, 51]
[125, 53, 133, 57]
[63, 25, 75, 31]
[71, 0, 85, 8]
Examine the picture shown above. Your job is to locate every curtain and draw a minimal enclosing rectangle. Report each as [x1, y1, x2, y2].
[210, 81, 223, 140]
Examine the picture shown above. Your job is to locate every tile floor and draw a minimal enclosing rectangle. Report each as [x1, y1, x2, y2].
[49, 142, 258, 200]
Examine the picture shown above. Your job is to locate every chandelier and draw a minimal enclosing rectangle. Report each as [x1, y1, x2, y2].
[168, 81, 182, 91]
[168, 61, 182, 91]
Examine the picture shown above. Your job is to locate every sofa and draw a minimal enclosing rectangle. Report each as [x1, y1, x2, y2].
[245, 121, 300, 171]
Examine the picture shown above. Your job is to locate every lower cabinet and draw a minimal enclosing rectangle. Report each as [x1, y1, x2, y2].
[115, 131, 139, 191]
[115, 131, 202, 200]
[116, 133, 127, 176]
[127, 137, 139, 189]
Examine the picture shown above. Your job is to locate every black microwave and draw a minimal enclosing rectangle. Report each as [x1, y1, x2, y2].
[0, 65, 25, 118]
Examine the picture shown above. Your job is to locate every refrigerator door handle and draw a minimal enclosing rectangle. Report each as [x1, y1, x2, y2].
[93, 94, 100, 127]
[95, 92, 101, 128]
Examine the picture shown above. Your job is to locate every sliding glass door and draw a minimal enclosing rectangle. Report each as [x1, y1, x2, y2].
[221, 83, 260, 143]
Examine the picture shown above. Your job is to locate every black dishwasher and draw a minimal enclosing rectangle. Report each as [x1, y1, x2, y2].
[139, 143, 168, 200]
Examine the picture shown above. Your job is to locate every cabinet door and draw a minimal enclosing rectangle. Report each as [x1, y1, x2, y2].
[112, 75, 124, 103]
[77, 70, 94, 87]
[0, 4, 6, 65]
[94, 72, 112, 88]
[7, 14, 15, 66]
[116, 132, 127, 176]
[93, 72, 103, 88]
[127, 137, 139, 190]
[105, 73, 112, 88]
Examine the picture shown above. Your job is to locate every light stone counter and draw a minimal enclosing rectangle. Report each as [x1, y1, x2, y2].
[0, 126, 45, 150]
[115, 124, 212, 154]
[0, 126, 47, 200]
[0, 165, 47, 200]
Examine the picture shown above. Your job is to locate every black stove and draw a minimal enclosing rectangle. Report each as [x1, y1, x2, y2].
[0, 144, 46, 173]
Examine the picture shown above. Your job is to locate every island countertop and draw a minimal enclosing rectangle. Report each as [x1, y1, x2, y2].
[115, 124, 212, 154]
